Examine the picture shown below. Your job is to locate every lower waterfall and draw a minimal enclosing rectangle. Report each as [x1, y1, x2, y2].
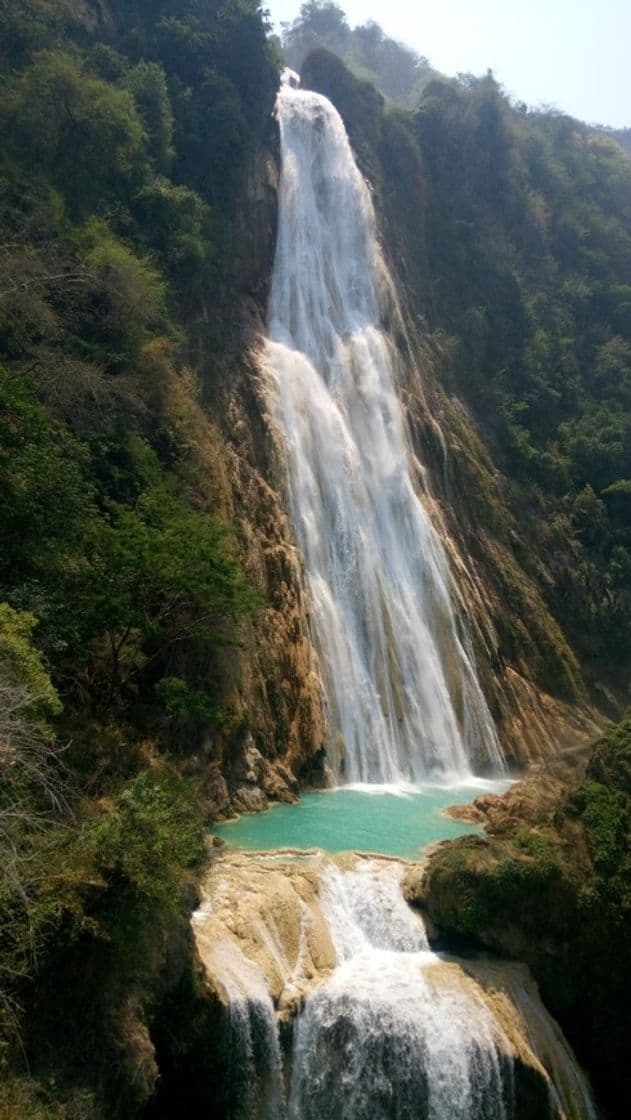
[206, 939, 285, 1120]
[193, 853, 597, 1120]
[289, 863, 510, 1120]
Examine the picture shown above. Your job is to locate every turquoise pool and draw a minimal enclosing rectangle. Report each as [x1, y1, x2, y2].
[214, 781, 508, 859]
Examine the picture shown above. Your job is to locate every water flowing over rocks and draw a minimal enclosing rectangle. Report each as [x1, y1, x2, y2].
[178, 73, 608, 1116]
[201, 61, 605, 802]
[192, 849, 597, 1120]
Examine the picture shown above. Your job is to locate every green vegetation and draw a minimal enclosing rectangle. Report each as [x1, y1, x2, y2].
[413, 77, 631, 690]
[0, 0, 279, 1113]
[421, 718, 631, 1117]
[0, 0, 629, 1113]
[607, 127, 631, 159]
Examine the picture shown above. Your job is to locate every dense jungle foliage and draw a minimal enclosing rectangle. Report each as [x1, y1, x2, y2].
[415, 73, 631, 694]
[0, 0, 278, 1114]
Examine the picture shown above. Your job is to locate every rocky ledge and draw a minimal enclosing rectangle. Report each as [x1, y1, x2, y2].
[185, 849, 594, 1119]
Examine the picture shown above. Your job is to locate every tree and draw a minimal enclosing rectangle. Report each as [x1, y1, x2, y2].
[292, 1, 349, 40]
[282, 4, 434, 107]
[0, 51, 145, 216]
[0, 606, 65, 1035]
[126, 61, 174, 171]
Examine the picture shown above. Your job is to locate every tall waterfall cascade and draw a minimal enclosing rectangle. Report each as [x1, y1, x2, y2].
[193, 853, 597, 1120]
[263, 76, 503, 784]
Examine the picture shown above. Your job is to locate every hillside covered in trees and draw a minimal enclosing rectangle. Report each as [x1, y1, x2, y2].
[0, 2, 279, 1115]
[415, 71, 631, 692]
[0, 0, 629, 1117]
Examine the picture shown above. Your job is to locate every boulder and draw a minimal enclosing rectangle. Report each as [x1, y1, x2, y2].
[231, 785, 268, 814]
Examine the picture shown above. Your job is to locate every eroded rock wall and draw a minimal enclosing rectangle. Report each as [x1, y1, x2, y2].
[194, 144, 326, 814]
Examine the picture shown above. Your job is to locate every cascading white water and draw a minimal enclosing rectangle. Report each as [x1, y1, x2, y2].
[214, 941, 285, 1120]
[264, 78, 503, 784]
[208, 74, 598, 1120]
[195, 854, 598, 1120]
[289, 862, 512, 1120]
[507, 978, 597, 1120]
[197, 933, 285, 1120]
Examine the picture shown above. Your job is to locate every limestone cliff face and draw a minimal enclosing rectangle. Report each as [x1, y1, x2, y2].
[196, 142, 326, 815]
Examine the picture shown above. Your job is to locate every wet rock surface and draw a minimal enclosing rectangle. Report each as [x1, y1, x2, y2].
[189, 848, 595, 1120]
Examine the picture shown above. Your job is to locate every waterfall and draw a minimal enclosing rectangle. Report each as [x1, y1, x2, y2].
[207, 73, 599, 1120]
[264, 78, 503, 784]
[195, 853, 598, 1120]
[192, 927, 285, 1120]
[289, 862, 512, 1120]
[210, 940, 285, 1120]
[506, 977, 598, 1120]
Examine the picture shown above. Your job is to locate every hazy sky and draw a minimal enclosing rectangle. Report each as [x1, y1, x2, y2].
[267, 0, 630, 128]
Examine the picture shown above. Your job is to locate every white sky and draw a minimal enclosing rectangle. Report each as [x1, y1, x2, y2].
[266, 0, 631, 128]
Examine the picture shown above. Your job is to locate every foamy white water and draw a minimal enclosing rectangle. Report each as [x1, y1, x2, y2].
[197, 857, 598, 1119]
[199, 935, 285, 1119]
[290, 862, 511, 1120]
[213, 75, 600, 1120]
[508, 977, 598, 1120]
[264, 80, 503, 784]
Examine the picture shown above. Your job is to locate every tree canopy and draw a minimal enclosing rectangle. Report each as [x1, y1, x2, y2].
[0, 2, 279, 1112]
